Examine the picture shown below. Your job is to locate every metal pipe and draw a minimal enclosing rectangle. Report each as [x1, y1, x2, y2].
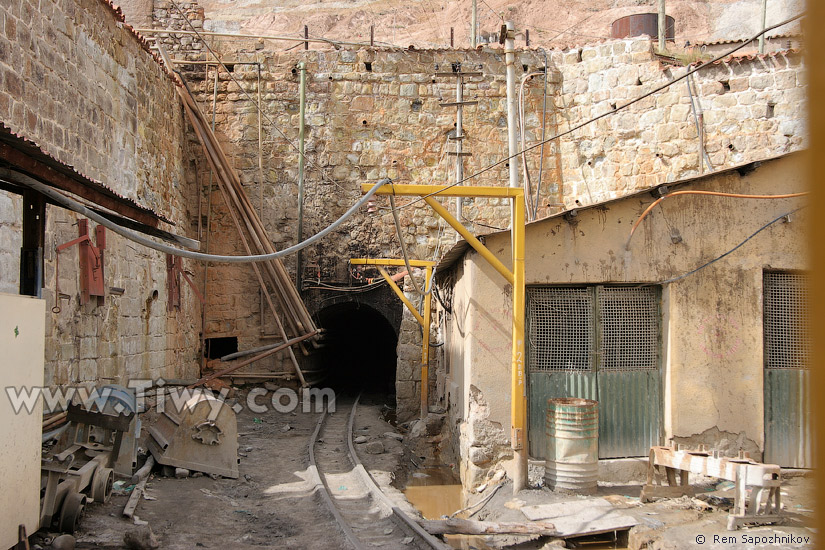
[471, 0, 477, 47]
[505, 21, 519, 194]
[201, 66, 219, 367]
[455, 73, 464, 239]
[658, 0, 666, 52]
[134, 27, 366, 48]
[296, 62, 307, 290]
[220, 341, 291, 361]
[759, 0, 767, 54]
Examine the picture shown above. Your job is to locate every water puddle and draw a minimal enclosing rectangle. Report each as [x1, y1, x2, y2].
[404, 467, 493, 550]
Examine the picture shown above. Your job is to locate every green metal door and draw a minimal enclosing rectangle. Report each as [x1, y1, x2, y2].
[763, 272, 812, 468]
[527, 286, 662, 460]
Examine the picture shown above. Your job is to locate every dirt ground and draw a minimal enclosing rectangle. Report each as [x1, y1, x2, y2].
[34, 389, 816, 550]
[36, 389, 408, 549]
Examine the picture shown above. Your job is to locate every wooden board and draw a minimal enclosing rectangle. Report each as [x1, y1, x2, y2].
[520, 499, 637, 538]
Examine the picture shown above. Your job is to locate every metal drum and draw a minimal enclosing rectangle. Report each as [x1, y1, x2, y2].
[545, 398, 599, 494]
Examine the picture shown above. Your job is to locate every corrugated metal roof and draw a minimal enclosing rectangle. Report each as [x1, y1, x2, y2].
[435, 151, 800, 274]
[0, 122, 173, 224]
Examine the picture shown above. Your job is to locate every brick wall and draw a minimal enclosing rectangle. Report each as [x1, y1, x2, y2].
[0, 0, 200, 386]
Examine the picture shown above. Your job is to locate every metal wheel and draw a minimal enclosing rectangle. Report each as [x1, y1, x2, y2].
[58, 492, 86, 533]
[91, 466, 114, 503]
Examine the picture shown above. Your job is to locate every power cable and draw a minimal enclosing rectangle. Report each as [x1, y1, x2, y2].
[625, 189, 809, 249]
[385, 12, 805, 212]
[644, 207, 805, 287]
[5, 169, 391, 263]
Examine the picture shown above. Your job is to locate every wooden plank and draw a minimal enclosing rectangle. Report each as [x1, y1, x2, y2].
[419, 518, 556, 536]
[122, 476, 147, 519]
[520, 503, 637, 538]
[521, 498, 613, 521]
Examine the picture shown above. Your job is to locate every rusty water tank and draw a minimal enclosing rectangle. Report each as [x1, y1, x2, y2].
[611, 13, 675, 40]
[545, 398, 599, 494]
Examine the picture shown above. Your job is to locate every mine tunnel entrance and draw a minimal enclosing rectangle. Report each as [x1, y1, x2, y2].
[314, 303, 398, 395]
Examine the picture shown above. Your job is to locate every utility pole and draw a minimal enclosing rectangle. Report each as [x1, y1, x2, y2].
[296, 62, 307, 290]
[471, 0, 477, 47]
[657, 0, 666, 52]
[759, 0, 767, 54]
[503, 19, 527, 496]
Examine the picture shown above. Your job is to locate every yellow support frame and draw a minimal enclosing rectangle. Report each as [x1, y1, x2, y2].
[350, 258, 435, 421]
[361, 183, 527, 494]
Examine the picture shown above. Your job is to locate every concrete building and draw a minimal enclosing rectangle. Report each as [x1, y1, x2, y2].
[434, 152, 810, 488]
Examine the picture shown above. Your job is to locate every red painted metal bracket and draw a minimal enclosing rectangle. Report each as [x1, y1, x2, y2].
[55, 219, 105, 306]
[167, 254, 204, 311]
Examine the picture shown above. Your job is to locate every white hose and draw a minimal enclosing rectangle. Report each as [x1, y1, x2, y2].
[3, 168, 390, 264]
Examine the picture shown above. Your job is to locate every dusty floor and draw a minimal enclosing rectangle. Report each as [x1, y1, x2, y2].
[35, 389, 816, 550]
[39, 390, 408, 549]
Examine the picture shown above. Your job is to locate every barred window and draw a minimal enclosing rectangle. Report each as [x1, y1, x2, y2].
[764, 272, 810, 370]
[528, 286, 659, 373]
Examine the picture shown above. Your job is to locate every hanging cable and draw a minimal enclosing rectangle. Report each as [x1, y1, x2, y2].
[534, 48, 549, 220]
[518, 71, 545, 219]
[625, 189, 809, 250]
[388, 193, 429, 296]
[644, 206, 805, 286]
[5, 169, 390, 263]
[382, 12, 805, 212]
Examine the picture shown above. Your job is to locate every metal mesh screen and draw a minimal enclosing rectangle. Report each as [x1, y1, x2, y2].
[764, 272, 810, 370]
[597, 287, 659, 371]
[527, 287, 593, 372]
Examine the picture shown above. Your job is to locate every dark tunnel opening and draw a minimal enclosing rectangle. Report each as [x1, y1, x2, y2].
[314, 303, 398, 396]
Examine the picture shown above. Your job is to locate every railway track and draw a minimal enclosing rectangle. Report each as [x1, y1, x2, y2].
[310, 395, 450, 550]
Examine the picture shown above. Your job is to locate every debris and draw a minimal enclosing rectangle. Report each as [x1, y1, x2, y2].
[354, 436, 368, 444]
[716, 480, 736, 491]
[132, 515, 148, 526]
[281, 424, 292, 432]
[175, 468, 190, 478]
[123, 476, 149, 519]
[383, 527, 394, 535]
[264, 382, 279, 391]
[50, 534, 76, 550]
[365, 441, 385, 454]
[418, 518, 557, 536]
[540, 539, 567, 548]
[253, 418, 262, 424]
[383, 432, 403, 441]
[113, 481, 135, 494]
[520, 499, 638, 538]
[123, 525, 159, 550]
[505, 499, 526, 510]
[130, 456, 156, 484]
[402, 537, 414, 544]
[243, 446, 253, 453]
[147, 393, 240, 479]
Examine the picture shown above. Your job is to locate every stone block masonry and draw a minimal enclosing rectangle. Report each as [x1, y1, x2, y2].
[0, 0, 201, 387]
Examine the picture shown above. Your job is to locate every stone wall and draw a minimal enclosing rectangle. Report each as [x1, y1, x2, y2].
[0, 0, 199, 386]
[548, 41, 805, 204]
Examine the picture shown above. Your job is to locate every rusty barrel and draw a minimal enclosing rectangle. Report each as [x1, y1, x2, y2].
[545, 398, 599, 494]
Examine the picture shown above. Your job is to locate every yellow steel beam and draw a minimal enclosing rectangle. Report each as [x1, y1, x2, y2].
[361, 183, 524, 199]
[510, 193, 527, 493]
[375, 267, 426, 327]
[350, 258, 436, 268]
[421, 265, 433, 420]
[423, 196, 515, 285]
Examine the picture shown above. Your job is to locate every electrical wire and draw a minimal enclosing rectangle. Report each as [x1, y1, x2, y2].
[625, 190, 809, 250]
[384, 12, 805, 212]
[5, 169, 391, 263]
[534, 48, 549, 220]
[646, 206, 805, 287]
[518, 71, 545, 217]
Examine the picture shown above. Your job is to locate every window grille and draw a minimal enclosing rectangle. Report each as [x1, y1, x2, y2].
[764, 272, 810, 370]
[527, 287, 593, 372]
[598, 287, 659, 371]
[527, 286, 659, 373]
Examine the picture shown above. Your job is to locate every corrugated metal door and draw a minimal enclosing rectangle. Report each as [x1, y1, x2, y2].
[763, 272, 812, 468]
[527, 286, 661, 459]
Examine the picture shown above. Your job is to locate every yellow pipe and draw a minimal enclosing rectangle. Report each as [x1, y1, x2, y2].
[511, 194, 528, 493]
[421, 266, 433, 420]
[350, 258, 435, 268]
[376, 267, 426, 327]
[361, 183, 524, 199]
[423, 196, 515, 285]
